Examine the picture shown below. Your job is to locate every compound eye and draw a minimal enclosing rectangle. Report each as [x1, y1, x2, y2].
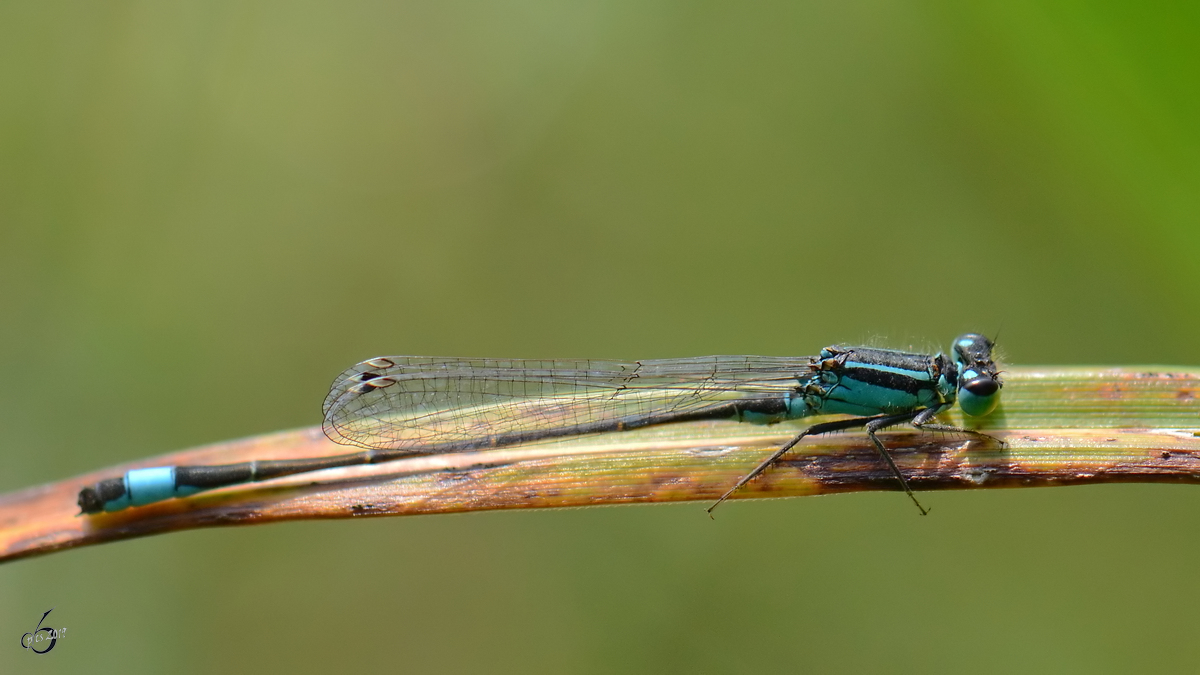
[964, 376, 999, 397]
[954, 333, 993, 359]
[958, 376, 1000, 417]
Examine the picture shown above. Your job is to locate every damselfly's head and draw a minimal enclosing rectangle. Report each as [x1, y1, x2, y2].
[952, 333, 1002, 417]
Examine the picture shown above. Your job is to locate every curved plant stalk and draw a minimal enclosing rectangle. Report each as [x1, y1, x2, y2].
[1, 367, 1198, 563]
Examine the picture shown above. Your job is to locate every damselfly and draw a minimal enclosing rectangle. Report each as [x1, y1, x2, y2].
[78, 334, 1003, 515]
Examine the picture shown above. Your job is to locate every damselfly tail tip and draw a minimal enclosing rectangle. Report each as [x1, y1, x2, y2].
[77, 487, 103, 515]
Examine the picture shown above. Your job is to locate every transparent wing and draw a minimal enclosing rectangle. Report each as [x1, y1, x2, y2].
[321, 355, 815, 451]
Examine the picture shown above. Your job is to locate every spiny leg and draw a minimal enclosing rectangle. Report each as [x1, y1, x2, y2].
[707, 414, 897, 515]
[864, 404, 1006, 515]
[864, 411, 929, 516]
[910, 407, 1006, 448]
[707, 403, 1002, 516]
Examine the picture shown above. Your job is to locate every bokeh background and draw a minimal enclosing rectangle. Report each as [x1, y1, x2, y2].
[2, 1, 1199, 673]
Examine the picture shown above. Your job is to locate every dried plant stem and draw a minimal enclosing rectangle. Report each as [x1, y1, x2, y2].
[1, 367, 1198, 563]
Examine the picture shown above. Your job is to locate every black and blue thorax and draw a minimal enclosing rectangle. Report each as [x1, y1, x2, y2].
[798, 345, 958, 417]
[743, 334, 1002, 424]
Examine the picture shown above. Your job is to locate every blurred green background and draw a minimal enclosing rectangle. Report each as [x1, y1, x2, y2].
[2, 1, 1199, 672]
